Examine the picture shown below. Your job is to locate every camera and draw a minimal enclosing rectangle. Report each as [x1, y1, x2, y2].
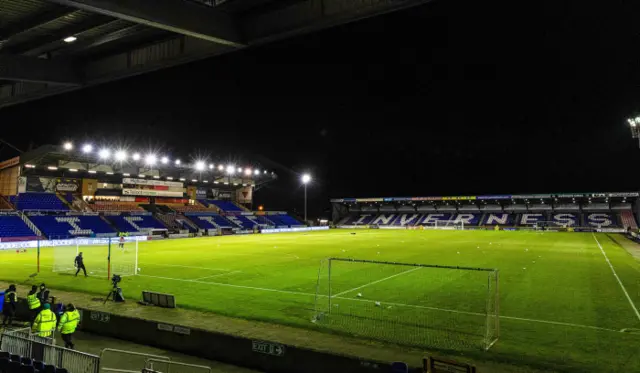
[111, 274, 122, 288]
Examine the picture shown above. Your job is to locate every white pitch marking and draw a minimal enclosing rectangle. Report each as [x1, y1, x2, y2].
[332, 267, 421, 297]
[135, 273, 622, 333]
[143, 263, 233, 272]
[194, 271, 241, 281]
[592, 233, 640, 322]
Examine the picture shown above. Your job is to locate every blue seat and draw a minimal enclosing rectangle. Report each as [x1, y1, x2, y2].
[42, 364, 56, 373]
[18, 364, 35, 373]
[32, 361, 44, 372]
[19, 358, 31, 366]
[11, 193, 68, 211]
[9, 355, 20, 363]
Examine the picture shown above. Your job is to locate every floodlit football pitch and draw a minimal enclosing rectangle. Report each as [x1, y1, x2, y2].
[2, 229, 639, 371]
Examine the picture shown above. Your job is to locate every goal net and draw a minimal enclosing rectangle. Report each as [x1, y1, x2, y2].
[50, 237, 139, 278]
[422, 220, 465, 230]
[313, 258, 499, 351]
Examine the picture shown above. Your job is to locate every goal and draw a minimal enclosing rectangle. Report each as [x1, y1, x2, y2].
[422, 220, 465, 230]
[313, 258, 499, 351]
[49, 237, 139, 278]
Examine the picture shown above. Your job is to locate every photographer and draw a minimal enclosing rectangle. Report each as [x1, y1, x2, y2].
[58, 304, 80, 349]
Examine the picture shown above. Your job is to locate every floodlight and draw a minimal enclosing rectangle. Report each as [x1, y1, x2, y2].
[63, 142, 73, 150]
[98, 148, 111, 159]
[132, 153, 141, 161]
[82, 144, 93, 153]
[195, 161, 206, 171]
[263, 170, 267, 174]
[114, 150, 127, 162]
[175, 159, 181, 165]
[254, 169, 260, 175]
[63, 36, 77, 43]
[145, 154, 157, 165]
[244, 168, 252, 176]
[636, 117, 640, 123]
[167, 177, 174, 180]
[209, 164, 214, 169]
[302, 174, 311, 184]
[226, 165, 235, 174]
[191, 179, 198, 182]
[218, 165, 224, 171]
[161, 156, 169, 164]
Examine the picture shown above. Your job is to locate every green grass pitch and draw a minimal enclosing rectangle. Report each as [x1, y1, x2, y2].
[1, 229, 639, 372]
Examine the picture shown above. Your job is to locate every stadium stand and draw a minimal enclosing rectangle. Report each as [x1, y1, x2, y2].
[9, 193, 69, 211]
[107, 215, 167, 233]
[203, 200, 244, 212]
[620, 210, 638, 229]
[168, 204, 212, 213]
[584, 212, 619, 227]
[187, 213, 237, 229]
[29, 215, 116, 238]
[225, 214, 262, 229]
[90, 201, 144, 212]
[0, 215, 37, 238]
[263, 214, 304, 227]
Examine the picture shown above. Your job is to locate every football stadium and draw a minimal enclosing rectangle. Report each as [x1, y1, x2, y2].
[0, 143, 639, 373]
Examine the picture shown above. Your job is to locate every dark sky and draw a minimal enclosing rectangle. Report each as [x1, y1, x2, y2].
[2, 0, 640, 218]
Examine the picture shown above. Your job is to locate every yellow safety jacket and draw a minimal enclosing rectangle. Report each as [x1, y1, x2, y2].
[3, 290, 16, 304]
[58, 310, 80, 334]
[32, 309, 57, 337]
[26, 293, 41, 310]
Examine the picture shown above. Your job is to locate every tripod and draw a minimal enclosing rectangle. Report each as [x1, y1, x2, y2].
[104, 286, 124, 304]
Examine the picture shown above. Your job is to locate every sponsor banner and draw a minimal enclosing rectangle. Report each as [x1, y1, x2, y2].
[122, 178, 183, 188]
[411, 197, 441, 201]
[168, 233, 190, 239]
[355, 198, 384, 202]
[477, 195, 511, 200]
[196, 188, 207, 198]
[378, 226, 408, 230]
[55, 179, 80, 192]
[596, 228, 626, 233]
[511, 194, 551, 199]
[337, 225, 371, 229]
[122, 188, 183, 197]
[0, 236, 148, 251]
[261, 226, 329, 234]
[0, 156, 19, 170]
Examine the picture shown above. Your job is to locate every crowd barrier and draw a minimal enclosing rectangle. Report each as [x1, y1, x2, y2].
[0, 235, 149, 251]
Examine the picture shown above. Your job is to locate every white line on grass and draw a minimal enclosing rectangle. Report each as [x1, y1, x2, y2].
[135, 273, 622, 334]
[194, 271, 241, 281]
[332, 267, 422, 297]
[592, 233, 640, 322]
[142, 263, 233, 272]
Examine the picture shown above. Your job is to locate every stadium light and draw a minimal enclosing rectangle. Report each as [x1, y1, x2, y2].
[63, 36, 77, 43]
[244, 168, 252, 176]
[301, 174, 312, 223]
[175, 159, 181, 165]
[226, 165, 235, 174]
[98, 148, 111, 160]
[63, 142, 73, 151]
[132, 153, 141, 161]
[114, 150, 127, 162]
[627, 116, 640, 147]
[82, 144, 93, 153]
[254, 169, 260, 175]
[209, 164, 214, 170]
[145, 154, 157, 165]
[195, 161, 206, 171]
[218, 165, 224, 171]
[238, 167, 243, 173]
[161, 156, 169, 164]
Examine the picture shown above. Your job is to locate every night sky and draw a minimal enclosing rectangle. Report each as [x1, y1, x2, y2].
[1, 1, 640, 218]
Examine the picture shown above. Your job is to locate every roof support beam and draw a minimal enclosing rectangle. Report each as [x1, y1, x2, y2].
[0, 8, 78, 41]
[45, 0, 245, 47]
[0, 55, 82, 86]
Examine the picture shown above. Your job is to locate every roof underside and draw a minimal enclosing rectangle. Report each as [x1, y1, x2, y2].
[0, 0, 432, 108]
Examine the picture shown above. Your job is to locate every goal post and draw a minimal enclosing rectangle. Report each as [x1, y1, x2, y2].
[49, 237, 139, 279]
[313, 258, 499, 351]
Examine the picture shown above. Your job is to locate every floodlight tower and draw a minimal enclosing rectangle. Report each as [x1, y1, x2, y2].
[301, 174, 311, 223]
[627, 117, 640, 147]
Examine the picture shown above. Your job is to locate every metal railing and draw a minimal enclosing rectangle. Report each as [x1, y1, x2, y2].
[99, 349, 170, 373]
[146, 358, 212, 373]
[1, 330, 99, 373]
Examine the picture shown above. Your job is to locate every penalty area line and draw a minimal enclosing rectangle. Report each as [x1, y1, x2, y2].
[592, 233, 640, 322]
[194, 271, 242, 281]
[332, 267, 422, 297]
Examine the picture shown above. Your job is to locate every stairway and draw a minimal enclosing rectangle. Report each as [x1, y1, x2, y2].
[620, 210, 638, 230]
[17, 212, 42, 237]
[56, 192, 76, 211]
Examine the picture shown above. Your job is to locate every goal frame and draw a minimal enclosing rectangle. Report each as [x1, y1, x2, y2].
[46, 236, 139, 280]
[313, 258, 500, 351]
[422, 220, 465, 230]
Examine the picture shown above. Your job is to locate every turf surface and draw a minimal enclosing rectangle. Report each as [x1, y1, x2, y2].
[1, 229, 639, 371]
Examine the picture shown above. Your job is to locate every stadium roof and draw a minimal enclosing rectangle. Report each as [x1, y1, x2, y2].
[0, 0, 431, 108]
[331, 192, 640, 203]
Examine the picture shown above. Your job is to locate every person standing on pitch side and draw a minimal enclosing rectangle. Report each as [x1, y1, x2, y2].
[26, 285, 41, 324]
[75, 252, 87, 277]
[58, 303, 80, 349]
[2, 284, 17, 327]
